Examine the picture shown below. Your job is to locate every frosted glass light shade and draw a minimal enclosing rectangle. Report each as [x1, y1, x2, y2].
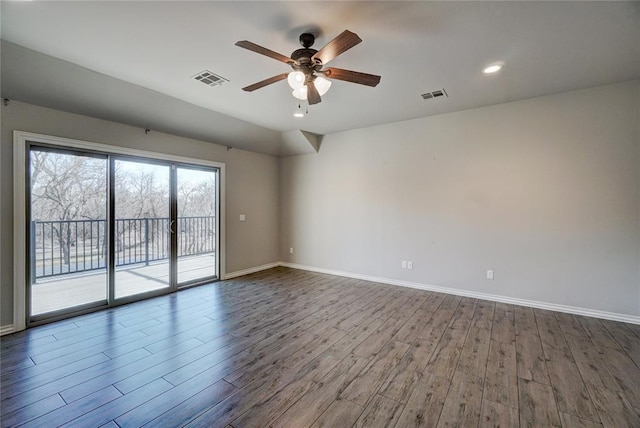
[314, 76, 332, 96]
[287, 71, 305, 89]
[292, 86, 307, 100]
[291, 76, 332, 101]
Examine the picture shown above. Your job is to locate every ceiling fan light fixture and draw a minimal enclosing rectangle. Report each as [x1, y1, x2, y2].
[287, 71, 305, 89]
[236, 30, 380, 106]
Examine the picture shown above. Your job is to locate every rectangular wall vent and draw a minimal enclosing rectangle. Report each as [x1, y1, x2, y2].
[421, 88, 448, 100]
[193, 70, 229, 87]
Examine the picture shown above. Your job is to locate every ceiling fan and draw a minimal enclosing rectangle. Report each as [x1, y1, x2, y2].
[235, 30, 381, 105]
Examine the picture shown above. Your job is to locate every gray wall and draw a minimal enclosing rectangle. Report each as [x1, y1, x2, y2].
[280, 81, 640, 317]
[1, 101, 280, 326]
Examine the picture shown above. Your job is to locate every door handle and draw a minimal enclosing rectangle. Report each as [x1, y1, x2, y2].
[168, 220, 175, 234]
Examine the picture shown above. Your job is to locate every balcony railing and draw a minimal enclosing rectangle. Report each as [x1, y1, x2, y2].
[30, 216, 215, 279]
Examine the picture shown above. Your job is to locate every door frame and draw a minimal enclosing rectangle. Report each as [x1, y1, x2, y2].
[13, 130, 226, 331]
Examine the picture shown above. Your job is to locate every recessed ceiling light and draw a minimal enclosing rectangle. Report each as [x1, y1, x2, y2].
[293, 112, 305, 118]
[483, 62, 504, 74]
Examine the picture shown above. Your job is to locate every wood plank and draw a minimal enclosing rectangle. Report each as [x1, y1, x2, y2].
[554, 312, 588, 339]
[222, 331, 317, 388]
[448, 298, 477, 331]
[393, 373, 450, 428]
[518, 378, 562, 427]
[423, 328, 466, 380]
[436, 370, 483, 427]
[325, 316, 385, 359]
[393, 292, 431, 322]
[559, 412, 603, 428]
[515, 331, 550, 385]
[353, 394, 404, 427]
[514, 306, 538, 336]
[270, 354, 370, 428]
[598, 346, 640, 411]
[1, 348, 149, 414]
[0, 357, 35, 373]
[184, 353, 340, 428]
[479, 399, 519, 428]
[140, 379, 238, 428]
[159, 336, 263, 387]
[115, 378, 236, 428]
[483, 339, 518, 409]
[62, 379, 174, 428]
[393, 308, 434, 345]
[535, 309, 570, 352]
[0, 394, 66, 427]
[1, 351, 112, 395]
[339, 340, 410, 407]
[377, 291, 417, 320]
[563, 332, 621, 391]
[282, 327, 347, 370]
[351, 316, 407, 358]
[542, 345, 600, 422]
[378, 338, 438, 403]
[21, 385, 124, 428]
[578, 317, 622, 352]
[601, 319, 640, 368]
[491, 303, 515, 344]
[470, 300, 495, 331]
[456, 326, 491, 378]
[416, 305, 457, 343]
[587, 384, 640, 428]
[309, 398, 364, 428]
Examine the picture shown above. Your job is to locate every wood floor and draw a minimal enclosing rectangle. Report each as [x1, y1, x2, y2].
[2, 267, 639, 427]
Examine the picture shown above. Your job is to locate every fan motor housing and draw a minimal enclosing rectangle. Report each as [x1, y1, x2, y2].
[291, 48, 318, 63]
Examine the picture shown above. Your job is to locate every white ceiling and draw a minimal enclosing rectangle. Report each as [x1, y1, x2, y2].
[2, 1, 639, 156]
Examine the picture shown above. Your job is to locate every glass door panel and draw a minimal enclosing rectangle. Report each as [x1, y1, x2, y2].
[176, 167, 217, 284]
[29, 149, 108, 316]
[114, 159, 171, 299]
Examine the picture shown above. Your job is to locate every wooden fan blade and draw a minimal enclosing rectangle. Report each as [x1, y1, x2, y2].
[324, 67, 381, 87]
[311, 30, 362, 65]
[235, 40, 294, 64]
[242, 73, 289, 92]
[306, 80, 321, 105]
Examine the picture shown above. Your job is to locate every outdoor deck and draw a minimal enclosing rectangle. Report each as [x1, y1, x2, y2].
[31, 254, 215, 315]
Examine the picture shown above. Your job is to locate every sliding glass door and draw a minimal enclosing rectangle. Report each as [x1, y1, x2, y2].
[27, 144, 220, 323]
[114, 159, 172, 299]
[29, 148, 109, 317]
[176, 166, 218, 285]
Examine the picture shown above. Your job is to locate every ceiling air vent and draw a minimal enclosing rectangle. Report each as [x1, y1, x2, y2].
[193, 70, 229, 87]
[421, 88, 448, 100]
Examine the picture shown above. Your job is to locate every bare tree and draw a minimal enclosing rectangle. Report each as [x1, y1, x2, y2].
[31, 151, 106, 266]
[31, 152, 216, 273]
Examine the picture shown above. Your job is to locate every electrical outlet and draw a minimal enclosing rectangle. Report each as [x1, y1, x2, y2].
[402, 261, 407, 269]
[486, 270, 494, 280]
[239, 214, 246, 221]
[290, 248, 294, 254]
[407, 261, 413, 270]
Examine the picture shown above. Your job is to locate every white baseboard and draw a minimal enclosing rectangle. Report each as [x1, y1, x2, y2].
[1, 324, 15, 336]
[223, 262, 281, 280]
[279, 262, 640, 325]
